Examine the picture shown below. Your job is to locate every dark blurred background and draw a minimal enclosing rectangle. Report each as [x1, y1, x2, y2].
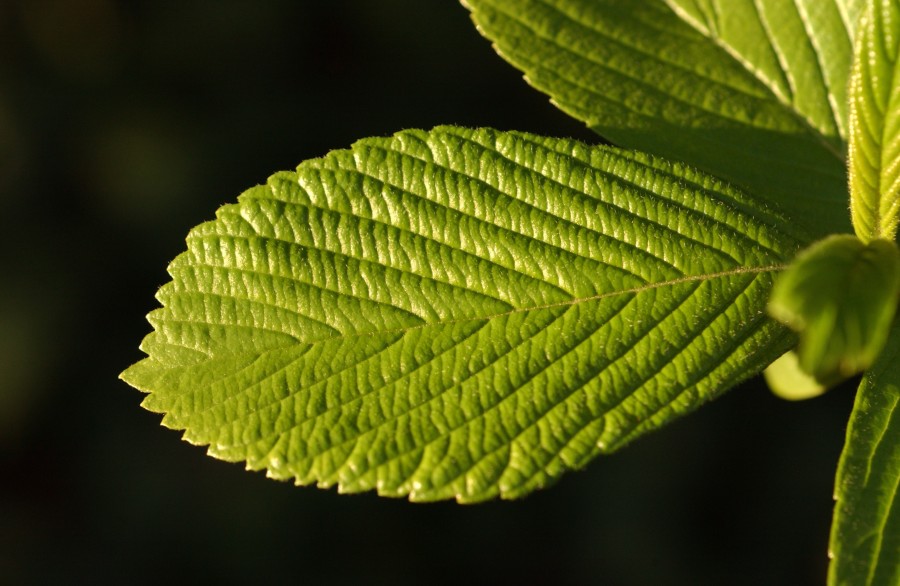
[0, 1, 859, 584]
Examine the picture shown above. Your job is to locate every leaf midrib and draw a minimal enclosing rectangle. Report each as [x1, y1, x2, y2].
[221, 265, 773, 498]
[171, 265, 785, 350]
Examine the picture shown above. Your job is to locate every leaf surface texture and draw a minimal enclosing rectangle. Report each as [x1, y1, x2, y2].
[465, 0, 864, 237]
[849, 0, 900, 241]
[122, 127, 801, 501]
[830, 321, 900, 586]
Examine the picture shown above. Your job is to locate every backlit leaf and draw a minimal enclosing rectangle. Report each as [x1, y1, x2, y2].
[829, 320, 900, 586]
[849, 0, 900, 241]
[121, 127, 801, 501]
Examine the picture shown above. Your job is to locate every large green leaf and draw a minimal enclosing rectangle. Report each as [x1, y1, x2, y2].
[849, 0, 900, 242]
[121, 127, 801, 502]
[464, 0, 864, 237]
[829, 321, 900, 586]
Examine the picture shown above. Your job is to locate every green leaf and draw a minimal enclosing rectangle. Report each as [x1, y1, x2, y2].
[829, 320, 900, 586]
[122, 127, 801, 502]
[768, 235, 900, 382]
[763, 350, 828, 401]
[464, 0, 864, 237]
[849, 0, 900, 242]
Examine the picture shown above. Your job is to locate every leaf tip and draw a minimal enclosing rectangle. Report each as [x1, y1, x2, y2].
[763, 351, 829, 401]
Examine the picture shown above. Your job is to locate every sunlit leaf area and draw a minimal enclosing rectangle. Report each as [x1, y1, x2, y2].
[3, 1, 859, 584]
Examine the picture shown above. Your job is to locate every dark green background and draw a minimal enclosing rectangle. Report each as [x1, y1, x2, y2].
[1, 1, 858, 584]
